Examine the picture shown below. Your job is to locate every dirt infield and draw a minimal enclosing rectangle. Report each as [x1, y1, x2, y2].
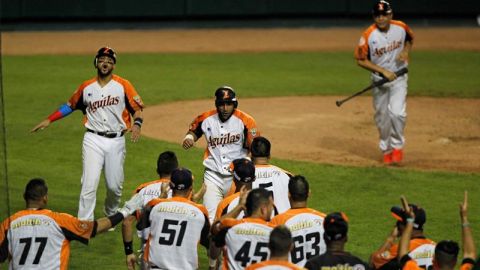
[3, 27, 479, 172]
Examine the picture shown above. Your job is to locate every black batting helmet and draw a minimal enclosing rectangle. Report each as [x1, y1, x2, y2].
[372, 0, 392, 16]
[215, 86, 238, 108]
[94, 46, 117, 67]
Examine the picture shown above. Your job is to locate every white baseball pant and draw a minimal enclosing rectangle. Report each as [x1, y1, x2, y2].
[78, 132, 126, 221]
[203, 168, 233, 223]
[372, 74, 408, 153]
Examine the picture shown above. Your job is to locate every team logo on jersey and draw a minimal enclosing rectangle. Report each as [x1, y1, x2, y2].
[88, 95, 120, 113]
[79, 222, 90, 230]
[207, 133, 241, 148]
[249, 128, 257, 137]
[373, 40, 403, 57]
[359, 37, 366, 46]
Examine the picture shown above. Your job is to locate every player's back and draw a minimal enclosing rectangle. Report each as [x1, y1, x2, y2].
[305, 250, 370, 270]
[1, 209, 93, 270]
[219, 218, 274, 270]
[246, 259, 306, 270]
[145, 197, 209, 270]
[253, 164, 291, 214]
[271, 208, 326, 266]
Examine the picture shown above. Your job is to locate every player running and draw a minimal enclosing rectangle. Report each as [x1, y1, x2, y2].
[183, 86, 259, 223]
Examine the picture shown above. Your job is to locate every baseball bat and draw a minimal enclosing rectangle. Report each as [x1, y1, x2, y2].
[335, 67, 408, 107]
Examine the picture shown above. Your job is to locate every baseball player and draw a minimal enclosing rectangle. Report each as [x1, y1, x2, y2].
[183, 86, 259, 223]
[245, 225, 307, 270]
[211, 188, 275, 270]
[304, 212, 370, 270]
[370, 204, 435, 270]
[354, 0, 414, 165]
[0, 178, 144, 270]
[271, 175, 326, 266]
[136, 168, 210, 270]
[397, 192, 476, 270]
[251, 136, 292, 214]
[31, 47, 144, 221]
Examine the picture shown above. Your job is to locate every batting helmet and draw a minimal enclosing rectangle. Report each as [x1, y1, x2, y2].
[215, 86, 238, 108]
[94, 46, 117, 67]
[372, 0, 392, 16]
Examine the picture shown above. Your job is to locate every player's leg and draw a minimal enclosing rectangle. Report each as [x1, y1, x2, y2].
[373, 85, 392, 154]
[388, 75, 408, 161]
[78, 132, 105, 220]
[203, 169, 227, 224]
[104, 136, 126, 216]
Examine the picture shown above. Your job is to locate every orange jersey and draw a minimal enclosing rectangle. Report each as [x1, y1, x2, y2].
[0, 209, 94, 270]
[214, 217, 274, 270]
[189, 109, 259, 177]
[271, 208, 326, 266]
[401, 256, 475, 270]
[215, 192, 243, 221]
[371, 238, 435, 270]
[245, 259, 306, 270]
[67, 74, 144, 132]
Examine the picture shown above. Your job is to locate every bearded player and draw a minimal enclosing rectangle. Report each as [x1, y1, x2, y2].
[183, 86, 259, 222]
[31, 47, 144, 221]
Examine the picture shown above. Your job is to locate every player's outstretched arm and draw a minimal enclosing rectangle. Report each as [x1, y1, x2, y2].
[460, 191, 476, 260]
[31, 103, 73, 133]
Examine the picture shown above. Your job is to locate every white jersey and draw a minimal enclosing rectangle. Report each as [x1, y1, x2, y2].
[215, 218, 274, 270]
[189, 109, 259, 178]
[68, 74, 144, 133]
[271, 208, 326, 266]
[143, 197, 210, 270]
[0, 209, 95, 270]
[253, 164, 292, 214]
[355, 20, 414, 81]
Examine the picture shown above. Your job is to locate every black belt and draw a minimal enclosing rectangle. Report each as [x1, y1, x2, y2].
[86, 129, 124, 138]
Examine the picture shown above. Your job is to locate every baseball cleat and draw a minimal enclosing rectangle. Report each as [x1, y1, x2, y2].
[383, 152, 393, 165]
[392, 148, 403, 164]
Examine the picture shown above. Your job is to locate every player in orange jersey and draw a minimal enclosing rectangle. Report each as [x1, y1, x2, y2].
[0, 178, 143, 270]
[271, 175, 326, 266]
[32, 47, 145, 221]
[397, 192, 476, 270]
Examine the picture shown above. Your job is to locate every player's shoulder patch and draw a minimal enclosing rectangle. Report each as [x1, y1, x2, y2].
[133, 95, 144, 107]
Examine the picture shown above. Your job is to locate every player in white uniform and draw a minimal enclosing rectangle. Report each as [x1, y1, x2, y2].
[121, 151, 178, 269]
[0, 178, 144, 270]
[251, 136, 292, 214]
[271, 175, 326, 267]
[212, 188, 275, 270]
[32, 47, 145, 221]
[136, 168, 210, 269]
[183, 86, 259, 223]
[354, 1, 414, 165]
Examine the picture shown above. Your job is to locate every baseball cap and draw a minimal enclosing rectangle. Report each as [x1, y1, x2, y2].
[391, 204, 426, 230]
[95, 46, 117, 63]
[231, 158, 256, 183]
[323, 212, 349, 241]
[169, 168, 193, 190]
[372, 0, 392, 16]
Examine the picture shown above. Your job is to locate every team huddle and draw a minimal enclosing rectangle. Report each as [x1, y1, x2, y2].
[0, 1, 478, 270]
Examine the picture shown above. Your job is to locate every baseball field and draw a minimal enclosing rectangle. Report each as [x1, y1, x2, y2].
[1, 27, 480, 269]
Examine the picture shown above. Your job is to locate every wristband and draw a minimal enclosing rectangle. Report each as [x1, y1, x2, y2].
[133, 117, 143, 128]
[185, 134, 194, 141]
[406, 218, 414, 224]
[108, 212, 124, 227]
[124, 241, 133, 255]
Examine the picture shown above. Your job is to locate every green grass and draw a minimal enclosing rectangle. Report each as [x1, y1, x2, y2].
[1, 51, 479, 269]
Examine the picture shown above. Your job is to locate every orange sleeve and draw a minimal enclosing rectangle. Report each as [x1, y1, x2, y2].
[67, 78, 96, 110]
[234, 110, 260, 148]
[52, 212, 95, 244]
[371, 244, 398, 269]
[188, 110, 217, 138]
[402, 259, 422, 270]
[0, 218, 10, 262]
[119, 76, 144, 113]
[354, 25, 375, 60]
